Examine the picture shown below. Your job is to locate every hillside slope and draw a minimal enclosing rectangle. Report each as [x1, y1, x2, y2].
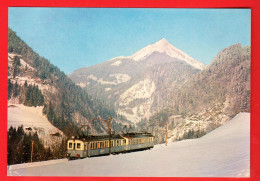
[8, 113, 250, 177]
[8, 104, 63, 147]
[163, 43, 251, 141]
[8, 28, 126, 138]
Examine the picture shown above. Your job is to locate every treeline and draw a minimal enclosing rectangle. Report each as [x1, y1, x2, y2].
[7, 125, 66, 165]
[8, 80, 44, 107]
[177, 129, 206, 141]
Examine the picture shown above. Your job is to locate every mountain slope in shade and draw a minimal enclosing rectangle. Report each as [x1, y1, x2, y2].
[70, 39, 203, 123]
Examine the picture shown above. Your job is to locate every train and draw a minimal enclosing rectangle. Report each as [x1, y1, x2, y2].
[67, 132, 154, 159]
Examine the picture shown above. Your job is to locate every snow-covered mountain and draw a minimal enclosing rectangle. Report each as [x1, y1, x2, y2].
[108, 38, 205, 70]
[70, 38, 203, 123]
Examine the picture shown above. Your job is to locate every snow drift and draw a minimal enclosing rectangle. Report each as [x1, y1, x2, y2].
[7, 112, 250, 177]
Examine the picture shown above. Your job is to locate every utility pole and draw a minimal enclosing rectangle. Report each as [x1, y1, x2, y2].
[198, 122, 201, 138]
[165, 122, 168, 146]
[31, 141, 34, 163]
[108, 116, 112, 155]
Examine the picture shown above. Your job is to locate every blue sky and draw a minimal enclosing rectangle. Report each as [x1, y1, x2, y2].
[9, 8, 251, 74]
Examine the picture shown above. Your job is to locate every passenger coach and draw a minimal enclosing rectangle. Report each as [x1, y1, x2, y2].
[67, 132, 154, 159]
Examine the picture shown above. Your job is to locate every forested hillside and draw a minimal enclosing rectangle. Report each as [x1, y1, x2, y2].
[170, 43, 250, 117]
[8, 28, 128, 137]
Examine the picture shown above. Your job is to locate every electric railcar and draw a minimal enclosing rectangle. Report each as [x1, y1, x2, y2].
[67, 132, 154, 159]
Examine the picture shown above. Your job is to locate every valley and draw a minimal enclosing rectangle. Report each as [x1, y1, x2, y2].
[7, 28, 250, 167]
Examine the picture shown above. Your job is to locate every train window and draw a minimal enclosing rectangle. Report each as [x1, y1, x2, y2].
[77, 143, 81, 149]
[116, 140, 118, 146]
[100, 142, 104, 148]
[69, 143, 73, 148]
[123, 140, 126, 145]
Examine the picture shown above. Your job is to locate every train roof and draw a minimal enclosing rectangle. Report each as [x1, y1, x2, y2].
[69, 132, 154, 142]
[122, 132, 154, 138]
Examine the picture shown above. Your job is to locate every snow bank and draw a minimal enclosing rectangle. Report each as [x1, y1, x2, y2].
[8, 159, 68, 171]
[7, 113, 250, 177]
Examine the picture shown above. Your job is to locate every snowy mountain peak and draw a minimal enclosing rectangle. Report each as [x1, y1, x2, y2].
[155, 38, 169, 45]
[130, 38, 206, 70]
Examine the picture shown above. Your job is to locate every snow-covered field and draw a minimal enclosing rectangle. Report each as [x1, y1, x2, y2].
[8, 104, 64, 147]
[7, 113, 250, 177]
